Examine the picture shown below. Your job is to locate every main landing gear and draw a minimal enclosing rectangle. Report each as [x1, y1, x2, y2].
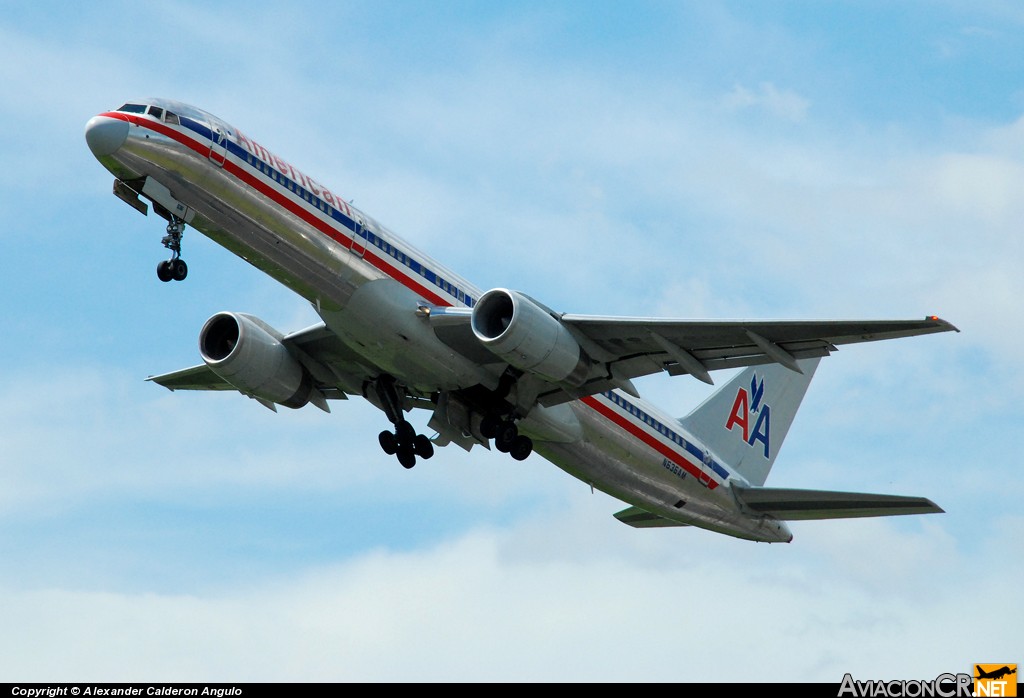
[378, 421, 434, 469]
[480, 415, 533, 462]
[373, 377, 434, 469]
[156, 216, 188, 282]
[371, 377, 534, 468]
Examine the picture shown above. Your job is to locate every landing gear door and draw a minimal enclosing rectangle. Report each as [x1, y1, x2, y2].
[209, 126, 227, 167]
[141, 177, 195, 224]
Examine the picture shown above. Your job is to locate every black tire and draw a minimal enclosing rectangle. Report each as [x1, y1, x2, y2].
[480, 415, 501, 439]
[397, 446, 416, 469]
[378, 430, 398, 455]
[156, 260, 173, 282]
[510, 435, 533, 461]
[172, 258, 188, 281]
[495, 421, 518, 452]
[414, 434, 434, 459]
[396, 420, 415, 442]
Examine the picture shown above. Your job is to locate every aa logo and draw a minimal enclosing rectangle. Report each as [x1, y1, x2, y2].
[725, 373, 771, 458]
[974, 664, 1017, 697]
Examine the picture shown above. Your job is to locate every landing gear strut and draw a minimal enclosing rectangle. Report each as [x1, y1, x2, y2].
[373, 376, 434, 469]
[481, 414, 533, 461]
[156, 216, 188, 282]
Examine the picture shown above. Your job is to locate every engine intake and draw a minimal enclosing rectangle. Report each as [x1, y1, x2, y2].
[199, 312, 313, 408]
[471, 289, 588, 385]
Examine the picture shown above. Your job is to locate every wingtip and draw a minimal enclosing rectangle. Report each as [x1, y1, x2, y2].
[145, 375, 176, 392]
[927, 315, 960, 333]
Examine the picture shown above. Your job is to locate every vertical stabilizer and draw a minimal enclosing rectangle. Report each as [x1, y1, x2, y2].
[678, 358, 820, 486]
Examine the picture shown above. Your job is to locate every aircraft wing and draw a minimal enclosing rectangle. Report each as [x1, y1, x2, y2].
[733, 486, 944, 520]
[430, 309, 957, 407]
[147, 321, 371, 402]
[561, 315, 958, 379]
[538, 315, 958, 405]
[147, 363, 234, 391]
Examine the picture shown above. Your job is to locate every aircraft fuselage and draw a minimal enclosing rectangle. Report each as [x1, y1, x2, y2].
[86, 98, 945, 543]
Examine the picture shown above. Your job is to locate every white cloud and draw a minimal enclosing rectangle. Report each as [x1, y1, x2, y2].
[722, 82, 811, 122]
[0, 506, 1015, 682]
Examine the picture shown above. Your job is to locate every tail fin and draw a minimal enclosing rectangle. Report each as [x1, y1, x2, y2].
[677, 357, 820, 486]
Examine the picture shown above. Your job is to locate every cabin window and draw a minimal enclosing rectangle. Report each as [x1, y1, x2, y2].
[148, 106, 164, 119]
[164, 111, 179, 125]
[118, 103, 146, 114]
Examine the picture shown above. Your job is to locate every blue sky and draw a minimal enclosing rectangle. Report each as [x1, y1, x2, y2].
[0, 0, 1021, 682]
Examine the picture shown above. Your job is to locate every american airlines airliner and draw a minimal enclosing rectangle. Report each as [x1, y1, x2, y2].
[85, 98, 956, 543]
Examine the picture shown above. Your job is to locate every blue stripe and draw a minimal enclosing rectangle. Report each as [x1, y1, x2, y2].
[178, 116, 477, 307]
[603, 390, 730, 481]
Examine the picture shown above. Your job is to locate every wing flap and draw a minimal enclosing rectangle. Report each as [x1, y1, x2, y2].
[735, 486, 944, 520]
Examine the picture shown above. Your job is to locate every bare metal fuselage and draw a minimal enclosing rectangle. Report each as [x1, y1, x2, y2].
[86, 99, 794, 542]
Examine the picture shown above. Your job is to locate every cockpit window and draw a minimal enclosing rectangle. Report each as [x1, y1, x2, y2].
[118, 103, 147, 113]
[164, 111, 179, 125]
[148, 106, 164, 119]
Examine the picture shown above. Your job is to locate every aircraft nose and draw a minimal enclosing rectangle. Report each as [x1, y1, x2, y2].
[85, 115, 129, 158]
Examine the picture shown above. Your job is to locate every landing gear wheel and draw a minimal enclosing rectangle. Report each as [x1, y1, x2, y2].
[396, 420, 416, 442]
[414, 434, 434, 460]
[156, 216, 188, 283]
[378, 430, 398, 455]
[397, 445, 416, 469]
[480, 415, 501, 439]
[371, 377, 434, 469]
[494, 421, 518, 453]
[509, 435, 533, 461]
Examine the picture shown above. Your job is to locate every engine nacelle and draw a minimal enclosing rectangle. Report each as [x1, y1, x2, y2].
[199, 312, 313, 409]
[471, 288, 589, 385]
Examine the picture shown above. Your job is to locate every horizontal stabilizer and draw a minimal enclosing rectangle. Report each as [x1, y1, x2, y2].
[614, 506, 690, 528]
[735, 486, 943, 520]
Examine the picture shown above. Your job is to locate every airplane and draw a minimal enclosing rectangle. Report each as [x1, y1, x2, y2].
[85, 98, 958, 543]
[976, 667, 1017, 681]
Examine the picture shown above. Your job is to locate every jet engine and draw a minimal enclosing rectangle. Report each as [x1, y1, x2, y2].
[199, 312, 313, 408]
[471, 288, 589, 384]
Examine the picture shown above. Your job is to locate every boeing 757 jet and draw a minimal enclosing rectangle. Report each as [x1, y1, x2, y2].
[85, 98, 957, 542]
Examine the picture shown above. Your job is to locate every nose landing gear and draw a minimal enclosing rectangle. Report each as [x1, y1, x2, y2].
[156, 217, 188, 282]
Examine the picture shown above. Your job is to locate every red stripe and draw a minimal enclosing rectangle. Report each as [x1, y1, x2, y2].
[109, 112, 451, 307]
[113, 111, 716, 476]
[580, 395, 719, 490]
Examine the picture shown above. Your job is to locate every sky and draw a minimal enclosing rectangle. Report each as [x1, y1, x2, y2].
[0, 0, 1021, 683]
